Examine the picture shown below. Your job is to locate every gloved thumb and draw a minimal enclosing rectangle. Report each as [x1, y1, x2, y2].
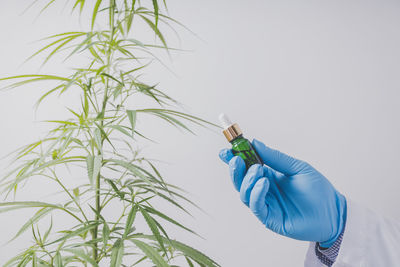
[252, 139, 308, 176]
[219, 148, 234, 164]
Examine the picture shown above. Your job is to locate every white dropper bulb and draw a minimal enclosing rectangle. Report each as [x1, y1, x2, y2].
[218, 113, 233, 129]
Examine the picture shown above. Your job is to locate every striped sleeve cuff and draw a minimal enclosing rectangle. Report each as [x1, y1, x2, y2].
[315, 227, 345, 266]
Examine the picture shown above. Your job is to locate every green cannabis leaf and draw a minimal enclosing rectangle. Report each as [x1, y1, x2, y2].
[0, 1, 219, 266]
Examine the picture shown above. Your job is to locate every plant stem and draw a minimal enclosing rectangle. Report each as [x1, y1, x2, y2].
[93, 86, 109, 263]
[93, 2, 116, 263]
[47, 170, 89, 222]
[97, 204, 128, 261]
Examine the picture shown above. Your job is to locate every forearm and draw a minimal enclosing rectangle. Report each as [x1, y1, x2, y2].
[305, 199, 400, 267]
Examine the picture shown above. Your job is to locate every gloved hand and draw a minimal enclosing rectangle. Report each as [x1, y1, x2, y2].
[219, 139, 346, 247]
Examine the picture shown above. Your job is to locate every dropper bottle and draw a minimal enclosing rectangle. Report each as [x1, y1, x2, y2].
[219, 113, 262, 169]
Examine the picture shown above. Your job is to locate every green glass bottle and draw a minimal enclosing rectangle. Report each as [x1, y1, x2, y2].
[219, 114, 262, 169]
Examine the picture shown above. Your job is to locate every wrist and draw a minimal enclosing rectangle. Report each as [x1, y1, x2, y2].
[315, 226, 345, 266]
[319, 194, 347, 248]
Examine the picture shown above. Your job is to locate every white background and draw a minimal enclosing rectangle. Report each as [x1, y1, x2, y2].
[1, 0, 400, 266]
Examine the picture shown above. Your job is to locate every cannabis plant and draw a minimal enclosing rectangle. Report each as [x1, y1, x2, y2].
[0, 1, 218, 266]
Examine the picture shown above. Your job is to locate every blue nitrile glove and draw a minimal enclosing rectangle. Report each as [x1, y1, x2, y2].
[219, 139, 346, 248]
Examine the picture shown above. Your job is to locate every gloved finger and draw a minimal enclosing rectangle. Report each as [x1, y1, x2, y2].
[263, 165, 280, 180]
[252, 139, 308, 176]
[219, 148, 234, 164]
[228, 156, 246, 192]
[249, 177, 270, 224]
[239, 164, 264, 206]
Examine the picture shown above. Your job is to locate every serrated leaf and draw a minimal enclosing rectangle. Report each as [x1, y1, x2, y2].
[169, 240, 219, 266]
[136, 235, 219, 267]
[94, 122, 115, 150]
[124, 203, 138, 237]
[109, 0, 116, 30]
[152, 0, 159, 27]
[101, 73, 124, 85]
[126, 0, 136, 32]
[64, 248, 99, 267]
[93, 128, 102, 153]
[140, 15, 167, 49]
[139, 206, 166, 255]
[0, 74, 71, 83]
[93, 155, 102, 185]
[126, 110, 136, 136]
[72, 0, 85, 14]
[47, 222, 100, 246]
[129, 239, 169, 267]
[106, 179, 125, 199]
[0, 202, 79, 223]
[125, 38, 145, 47]
[92, 0, 103, 30]
[83, 91, 89, 118]
[143, 205, 196, 236]
[43, 217, 53, 243]
[107, 125, 133, 139]
[26, 32, 85, 62]
[185, 257, 195, 267]
[106, 159, 156, 189]
[10, 207, 53, 242]
[110, 239, 124, 267]
[32, 253, 38, 267]
[103, 221, 110, 248]
[86, 155, 94, 186]
[54, 252, 62, 267]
